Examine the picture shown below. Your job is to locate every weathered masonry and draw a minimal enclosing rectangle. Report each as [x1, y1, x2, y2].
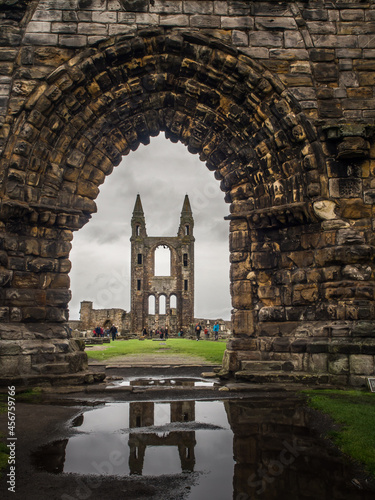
[1, 0, 375, 386]
[130, 194, 195, 333]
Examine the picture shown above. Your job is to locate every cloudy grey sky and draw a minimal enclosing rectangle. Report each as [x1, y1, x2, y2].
[69, 133, 231, 321]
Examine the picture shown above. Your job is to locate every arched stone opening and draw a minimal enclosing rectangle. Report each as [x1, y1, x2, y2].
[154, 245, 172, 277]
[0, 29, 374, 386]
[148, 295, 156, 316]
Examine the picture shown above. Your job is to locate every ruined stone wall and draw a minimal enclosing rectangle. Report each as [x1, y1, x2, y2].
[78, 300, 130, 332]
[0, 0, 375, 385]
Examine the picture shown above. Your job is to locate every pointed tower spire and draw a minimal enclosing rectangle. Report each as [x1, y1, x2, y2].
[181, 194, 192, 216]
[178, 194, 194, 237]
[131, 194, 147, 238]
[133, 193, 144, 216]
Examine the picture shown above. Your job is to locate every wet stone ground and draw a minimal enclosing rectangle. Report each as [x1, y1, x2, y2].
[1, 367, 375, 500]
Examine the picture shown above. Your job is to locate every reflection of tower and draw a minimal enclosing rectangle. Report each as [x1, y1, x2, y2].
[128, 402, 154, 475]
[129, 402, 154, 428]
[171, 401, 195, 422]
[130, 194, 195, 333]
[171, 401, 196, 471]
[128, 401, 196, 475]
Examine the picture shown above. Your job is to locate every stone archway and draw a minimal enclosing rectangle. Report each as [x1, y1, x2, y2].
[0, 27, 374, 386]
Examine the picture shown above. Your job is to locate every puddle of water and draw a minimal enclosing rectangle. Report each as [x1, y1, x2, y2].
[110, 376, 217, 388]
[32, 399, 374, 500]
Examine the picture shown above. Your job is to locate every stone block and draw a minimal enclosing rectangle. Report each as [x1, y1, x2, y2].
[308, 342, 329, 354]
[232, 280, 253, 309]
[150, 0, 182, 13]
[312, 35, 357, 48]
[284, 31, 305, 49]
[352, 321, 375, 337]
[318, 99, 343, 118]
[222, 17, 253, 29]
[190, 15, 220, 28]
[255, 17, 297, 30]
[22, 307, 47, 321]
[259, 306, 285, 322]
[306, 21, 336, 34]
[34, 9, 63, 22]
[272, 338, 290, 352]
[0, 355, 21, 376]
[292, 284, 318, 305]
[232, 30, 248, 47]
[159, 14, 188, 26]
[302, 9, 328, 21]
[309, 353, 328, 372]
[183, 1, 213, 14]
[249, 32, 283, 48]
[232, 309, 254, 335]
[226, 338, 258, 351]
[328, 354, 349, 375]
[313, 62, 338, 82]
[349, 354, 374, 375]
[291, 339, 308, 353]
[230, 230, 250, 252]
[59, 35, 87, 48]
[23, 34, 58, 46]
[121, 0, 148, 11]
[222, 349, 240, 372]
[349, 375, 368, 387]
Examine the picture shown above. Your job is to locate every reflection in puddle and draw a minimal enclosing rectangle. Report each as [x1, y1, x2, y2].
[32, 399, 374, 499]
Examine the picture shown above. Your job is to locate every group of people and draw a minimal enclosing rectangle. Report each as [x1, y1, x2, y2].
[142, 326, 169, 339]
[195, 322, 220, 341]
[92, 322, 220, 341]
[93, 324, 118, 341]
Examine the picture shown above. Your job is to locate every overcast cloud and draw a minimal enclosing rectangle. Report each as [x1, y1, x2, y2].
[69, 133, 231, 321]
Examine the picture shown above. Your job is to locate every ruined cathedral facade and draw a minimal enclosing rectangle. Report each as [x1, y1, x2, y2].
[131, 194, 195, 333]
[77, 195, 195, 335]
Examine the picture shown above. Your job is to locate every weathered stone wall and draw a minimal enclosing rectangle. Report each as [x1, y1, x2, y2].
[0, 0, 375, 385]
[2, 0, 375, 128]
[78, 300, 131, 333]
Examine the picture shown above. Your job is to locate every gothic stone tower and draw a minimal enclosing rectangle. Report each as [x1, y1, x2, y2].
[130, 195, 194, 333]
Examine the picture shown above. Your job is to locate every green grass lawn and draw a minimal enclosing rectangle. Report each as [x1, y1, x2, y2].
[86, 338, 227, 364]
[304, 389, 375, 475]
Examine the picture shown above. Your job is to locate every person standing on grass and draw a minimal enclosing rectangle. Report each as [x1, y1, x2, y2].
[213, 321, 219, 341]
[165, 326, 169, 339]
[110, 324, 118, 341]
[195, 323, 202, 341]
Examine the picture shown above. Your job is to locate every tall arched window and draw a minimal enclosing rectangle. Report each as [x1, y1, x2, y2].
[159, 295, 166, 315]
[154, 245, 171, 276]
[170, 294, 177, 310]
[148, 295, 155, 315]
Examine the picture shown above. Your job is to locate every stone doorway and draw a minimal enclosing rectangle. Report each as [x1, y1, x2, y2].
[1, 28, 374, 386]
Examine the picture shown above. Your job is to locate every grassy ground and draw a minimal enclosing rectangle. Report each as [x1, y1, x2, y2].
[304, 389, 375, 475]
[86, 338, 227, 364]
